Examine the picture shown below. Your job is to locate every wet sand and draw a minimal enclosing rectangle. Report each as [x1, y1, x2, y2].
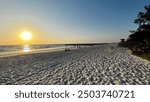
[0, 44, 149, 85]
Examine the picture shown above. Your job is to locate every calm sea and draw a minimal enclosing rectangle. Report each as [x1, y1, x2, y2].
[0, 44, 66, 57]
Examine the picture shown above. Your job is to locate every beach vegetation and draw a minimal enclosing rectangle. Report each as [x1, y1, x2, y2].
[119, 4, 150, 61]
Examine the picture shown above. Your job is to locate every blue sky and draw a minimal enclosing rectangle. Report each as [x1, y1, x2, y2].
[0, 0, 149, 44]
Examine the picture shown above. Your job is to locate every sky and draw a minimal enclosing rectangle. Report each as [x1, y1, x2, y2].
[0, 0, 149, 45]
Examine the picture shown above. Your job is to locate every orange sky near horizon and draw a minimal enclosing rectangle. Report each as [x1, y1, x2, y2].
[0, 21, 99, 45]
[0, 22, 61, 45]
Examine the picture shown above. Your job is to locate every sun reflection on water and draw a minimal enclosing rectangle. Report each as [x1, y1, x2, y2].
[23, 45, 30, 52]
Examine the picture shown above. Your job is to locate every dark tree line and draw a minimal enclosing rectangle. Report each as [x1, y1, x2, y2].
[119, 5, 150, 54]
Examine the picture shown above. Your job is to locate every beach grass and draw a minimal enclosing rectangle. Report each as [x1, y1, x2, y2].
[133, 52, 150, 61]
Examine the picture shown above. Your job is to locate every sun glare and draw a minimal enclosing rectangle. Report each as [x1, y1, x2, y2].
[23, 45, 30, 52]
[21, 31, 32, 41]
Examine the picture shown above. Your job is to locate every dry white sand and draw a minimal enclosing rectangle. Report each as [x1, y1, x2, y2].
[0, 44, 149, 85]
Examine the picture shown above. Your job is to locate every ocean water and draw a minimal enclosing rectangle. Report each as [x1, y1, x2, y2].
[0, 44, 66, 57]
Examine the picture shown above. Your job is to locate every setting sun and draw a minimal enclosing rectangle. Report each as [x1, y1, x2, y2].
[21, 31, 32, 41]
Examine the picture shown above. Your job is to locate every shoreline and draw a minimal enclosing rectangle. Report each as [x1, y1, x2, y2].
[0, 43, 106, 58]
[0, 47, 67, 58]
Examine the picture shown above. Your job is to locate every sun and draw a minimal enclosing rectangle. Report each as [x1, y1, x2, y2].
[21, 31, 32, 41]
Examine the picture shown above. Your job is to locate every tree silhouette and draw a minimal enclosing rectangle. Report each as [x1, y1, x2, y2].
[134, 5, 150, 26]
[120, 5, 150, 53]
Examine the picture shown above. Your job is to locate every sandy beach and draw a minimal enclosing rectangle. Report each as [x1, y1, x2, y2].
[0, 44, 149, 85]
